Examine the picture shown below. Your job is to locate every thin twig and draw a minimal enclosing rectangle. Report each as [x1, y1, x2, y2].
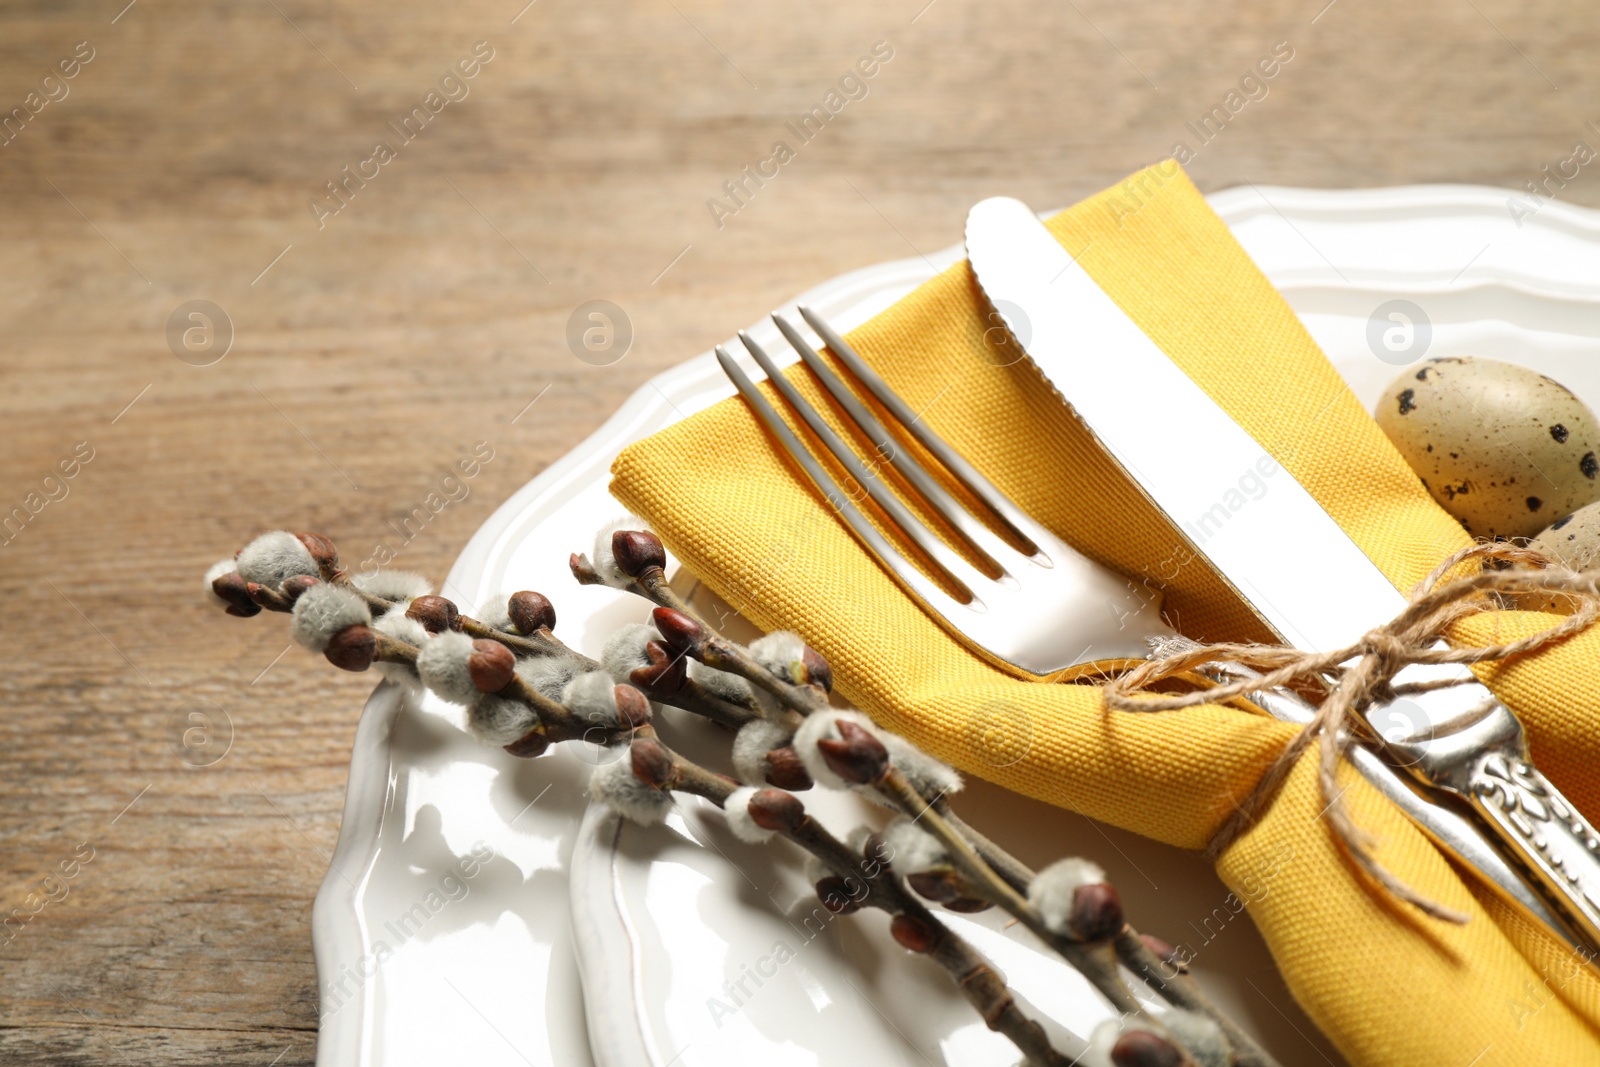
[876, 768, 1146, 1019]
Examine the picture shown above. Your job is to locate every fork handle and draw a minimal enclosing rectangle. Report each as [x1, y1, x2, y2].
[1461, 754, 1600, 957]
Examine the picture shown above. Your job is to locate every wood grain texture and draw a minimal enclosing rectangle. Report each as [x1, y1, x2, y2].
[1, 0, 1596, 1061]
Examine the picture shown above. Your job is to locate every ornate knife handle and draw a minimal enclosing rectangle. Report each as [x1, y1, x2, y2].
[1391, 698, 1600, 958]
[1165, 643, 1576, 943]
[1465, 755, 1600, 956]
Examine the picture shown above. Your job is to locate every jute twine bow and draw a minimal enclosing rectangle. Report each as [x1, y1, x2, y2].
[1103, 543, 1600, 923]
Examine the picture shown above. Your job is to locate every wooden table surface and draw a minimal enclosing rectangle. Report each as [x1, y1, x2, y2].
[2, 0, 1597, 1061]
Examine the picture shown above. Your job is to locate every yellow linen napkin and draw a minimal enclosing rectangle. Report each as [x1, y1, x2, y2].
[609, 163, 1600, 1065]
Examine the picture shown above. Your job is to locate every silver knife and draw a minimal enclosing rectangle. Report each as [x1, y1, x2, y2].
[965, 195, 1600, 957]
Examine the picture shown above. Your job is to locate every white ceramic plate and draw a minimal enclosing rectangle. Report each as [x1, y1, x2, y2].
[313, 185, 1600, 1067]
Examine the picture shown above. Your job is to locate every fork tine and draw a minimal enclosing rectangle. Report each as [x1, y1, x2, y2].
[772, 312, 1032, 576]
[735, 330, 997, 597]
[797, 305, 1041, 557]
[714, 345, 980, 610]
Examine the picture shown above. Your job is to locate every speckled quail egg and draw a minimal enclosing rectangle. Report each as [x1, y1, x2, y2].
[1530, 500, 1600, 571]
[1375, 357, 1600, 540]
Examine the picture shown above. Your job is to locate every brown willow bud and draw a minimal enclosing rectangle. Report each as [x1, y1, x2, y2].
[816, 876, 862, 914]
[1140, 933, 1187, 973]
[468, 639, 516, 693]
[612, 529, 666, 577]
[942, 897, 993, 914]
[1110, 1030, 1184, 1067]
[762, 746, 813, 791]
[629, 640, 687, 694]
[281, 574, 320, 603]
[245, 581, 291, 611]
[211, 572, 261, 617]
[507, 590, 556, 633]
[889, 913, 937, 953]
[295, 532, 341, 578]
[1071, 883, 1125, 942]
[407, 594, 460, 634]
[746, 789, 805, 833]
[630, 738, 676, 790]
[503, 730, 550, 759]
[816, 720, 888, 785]
[650, 607, 707, 657]
[325, 625, 376, 672]
[612, 685, 652, 728]
[906, 869, 963, 903]
[798, 645, 833, 693]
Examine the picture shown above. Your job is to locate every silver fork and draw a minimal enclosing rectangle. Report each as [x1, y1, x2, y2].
[714, 305, 1169, 680]
[716, 306, 1584, 950]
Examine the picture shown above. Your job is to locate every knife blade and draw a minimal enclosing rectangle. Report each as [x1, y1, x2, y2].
[965, 194, 1600, 956]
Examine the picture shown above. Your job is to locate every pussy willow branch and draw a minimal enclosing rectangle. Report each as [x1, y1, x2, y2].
[237, 567, 752, 745]
[596, 538, 1270, 1061]
[601, 558, 1050, 832]
[454, 615, 763, 731]
[214, 530, 1266, 1066]
[396, 589, 763, 732]
[459, 615, 576, 661]
[601, 557, 1159, 1028]
[644, 740, 1084, 1067]
[369, 630, 637, 750]
[876, 768, 1146, 1020]
[236, 556, 1091, 1067]
[936, 798, 1277, 1067]
[601, 531, 1286, 1062]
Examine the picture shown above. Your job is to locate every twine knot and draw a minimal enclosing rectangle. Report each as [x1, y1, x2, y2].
[1103, 543, 1600, 923]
